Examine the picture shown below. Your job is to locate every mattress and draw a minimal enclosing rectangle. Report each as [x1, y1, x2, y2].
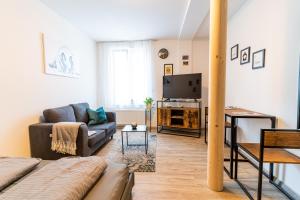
[1, 160, 133, 200]
[84, 161, 132, 200]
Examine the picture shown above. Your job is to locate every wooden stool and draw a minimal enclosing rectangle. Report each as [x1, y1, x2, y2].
[235, 129, 300, 200]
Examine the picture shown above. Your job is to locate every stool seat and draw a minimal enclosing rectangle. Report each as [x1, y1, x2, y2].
[239, 143, 300, 164]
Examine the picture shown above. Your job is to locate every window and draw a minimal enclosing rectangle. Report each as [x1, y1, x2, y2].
[99, 41, 153, 109]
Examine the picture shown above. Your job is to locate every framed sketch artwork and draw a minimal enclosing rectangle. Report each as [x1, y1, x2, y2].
[42, 33, 80, 78]
[252, 49, 266, 70]
[231, 44, 239, 60]
[240, 47, 251, 65]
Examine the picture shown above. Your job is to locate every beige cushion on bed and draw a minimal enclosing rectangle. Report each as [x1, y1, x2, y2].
[84, 161, 129, 200]
[0, 157, 41, 191]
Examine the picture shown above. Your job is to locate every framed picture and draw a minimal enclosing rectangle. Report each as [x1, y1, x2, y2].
[42, 33, 80, 78]
[252, 49, 266, 69]
[164, 64, 173, 76]
[231, 44, 239, 60]
[240, 47, 251, 65]
[182, 55, 189, 60]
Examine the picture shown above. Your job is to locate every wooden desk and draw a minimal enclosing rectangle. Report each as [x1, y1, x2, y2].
[224, 107, 276, 179]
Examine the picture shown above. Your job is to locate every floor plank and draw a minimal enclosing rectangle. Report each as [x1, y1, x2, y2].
[100, 131, 289, 200]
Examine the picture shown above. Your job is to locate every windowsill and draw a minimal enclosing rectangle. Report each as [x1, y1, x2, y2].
[106, 108, 146, 112]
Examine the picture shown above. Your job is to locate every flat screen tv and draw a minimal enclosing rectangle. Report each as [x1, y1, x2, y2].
[163, 73, 202, 99]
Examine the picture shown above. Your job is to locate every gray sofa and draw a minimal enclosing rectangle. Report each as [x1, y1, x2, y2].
[29, 103, 116, 160]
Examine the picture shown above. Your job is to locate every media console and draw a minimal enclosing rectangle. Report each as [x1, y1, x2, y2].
[156, 100, 201, 137]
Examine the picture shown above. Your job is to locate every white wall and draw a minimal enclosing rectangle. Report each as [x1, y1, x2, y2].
[152, 40, 194, 100]
[192, 39, 209, 108]
[226, 0, 300, 195]
[105, 39, 210, 127]
[0, 0, 97, 157]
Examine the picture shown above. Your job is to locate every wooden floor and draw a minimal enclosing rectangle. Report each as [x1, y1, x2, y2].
[102, 131, 289, 200]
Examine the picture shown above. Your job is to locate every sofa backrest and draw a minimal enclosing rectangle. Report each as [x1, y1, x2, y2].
[70, 103, 90, 124]
[43, 105, 76, 123]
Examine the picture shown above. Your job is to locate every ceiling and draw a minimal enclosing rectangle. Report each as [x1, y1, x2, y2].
[195, 0, 248, 39]
[40, 0, 247, 42]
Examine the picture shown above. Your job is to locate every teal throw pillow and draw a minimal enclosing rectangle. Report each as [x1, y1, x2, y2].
[87, 107, 107, 125]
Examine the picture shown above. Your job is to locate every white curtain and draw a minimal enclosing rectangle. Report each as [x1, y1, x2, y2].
[98, 41, 153, 110]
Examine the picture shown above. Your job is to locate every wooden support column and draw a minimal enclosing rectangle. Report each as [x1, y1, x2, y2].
[207, 0, 228, 191]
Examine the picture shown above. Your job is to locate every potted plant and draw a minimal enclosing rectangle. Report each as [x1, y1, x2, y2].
[144, 97, 154, 111]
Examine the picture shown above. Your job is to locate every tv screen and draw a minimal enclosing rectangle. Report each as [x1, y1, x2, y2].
[163, 73, 202, 99]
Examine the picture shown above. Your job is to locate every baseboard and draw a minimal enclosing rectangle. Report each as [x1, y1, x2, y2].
[273, 178, 300, 200]
[117, 124, 205, 132]
[117, 124, 158, 131]
[117, 124, 125, 129]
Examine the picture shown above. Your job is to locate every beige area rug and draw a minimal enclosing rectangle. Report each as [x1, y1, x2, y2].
[97, 131, 157, 172]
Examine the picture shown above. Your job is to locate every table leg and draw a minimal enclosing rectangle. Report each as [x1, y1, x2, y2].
[150, 111, 152, 132]
[145, 131, 147, 154]
[147, 131, 149, 153]
[121, 131, 124, 154]
[269, 117, 276, 182]
[230, 117, 236, 179]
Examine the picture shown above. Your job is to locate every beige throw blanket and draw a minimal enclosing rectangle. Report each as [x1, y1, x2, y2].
[0, 157, 41, 191]
[51, 122, 83, 155]
[0, 156, 107, 200]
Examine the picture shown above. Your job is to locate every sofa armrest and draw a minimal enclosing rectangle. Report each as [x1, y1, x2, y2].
[106, 112, 116, 123]
[76, 123, 90, 156]
[29, 123, 90, 159]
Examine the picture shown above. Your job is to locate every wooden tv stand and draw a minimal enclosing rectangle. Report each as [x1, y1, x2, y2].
[157, 100, 201, 137]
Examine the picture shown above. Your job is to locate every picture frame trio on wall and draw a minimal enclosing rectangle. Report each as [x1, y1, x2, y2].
[240, 47, 251, 65]
[230, 43, 265, 70]
[231, 44, 238, 60]
[252, 49, 266, 69]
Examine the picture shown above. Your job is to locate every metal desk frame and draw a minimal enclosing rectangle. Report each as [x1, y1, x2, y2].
[224, 109, 276, 179]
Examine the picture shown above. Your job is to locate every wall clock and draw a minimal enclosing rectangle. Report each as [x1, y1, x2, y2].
[158, 48, 169, 59]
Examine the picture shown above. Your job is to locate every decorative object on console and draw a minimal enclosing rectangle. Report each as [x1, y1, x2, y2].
[231, 44, 239, 60]
[240, 46, 251, 65]
[158, 48, 169, 59]
[42, 33, 80, 78]
[164, 64, 173, 76]
[252, 49, 266, 69]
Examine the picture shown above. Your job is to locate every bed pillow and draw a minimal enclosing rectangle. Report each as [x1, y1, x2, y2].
[87, 107, 107, 125]
[0, 157, 41, 191]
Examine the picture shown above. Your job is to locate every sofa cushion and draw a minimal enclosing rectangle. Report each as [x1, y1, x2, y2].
[87, 108, 108, 126]
[70, 103, 90, 123]
[88, 122, 116, 134]
[88, 130, 106, 147]
[43, 106, 76, 123]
